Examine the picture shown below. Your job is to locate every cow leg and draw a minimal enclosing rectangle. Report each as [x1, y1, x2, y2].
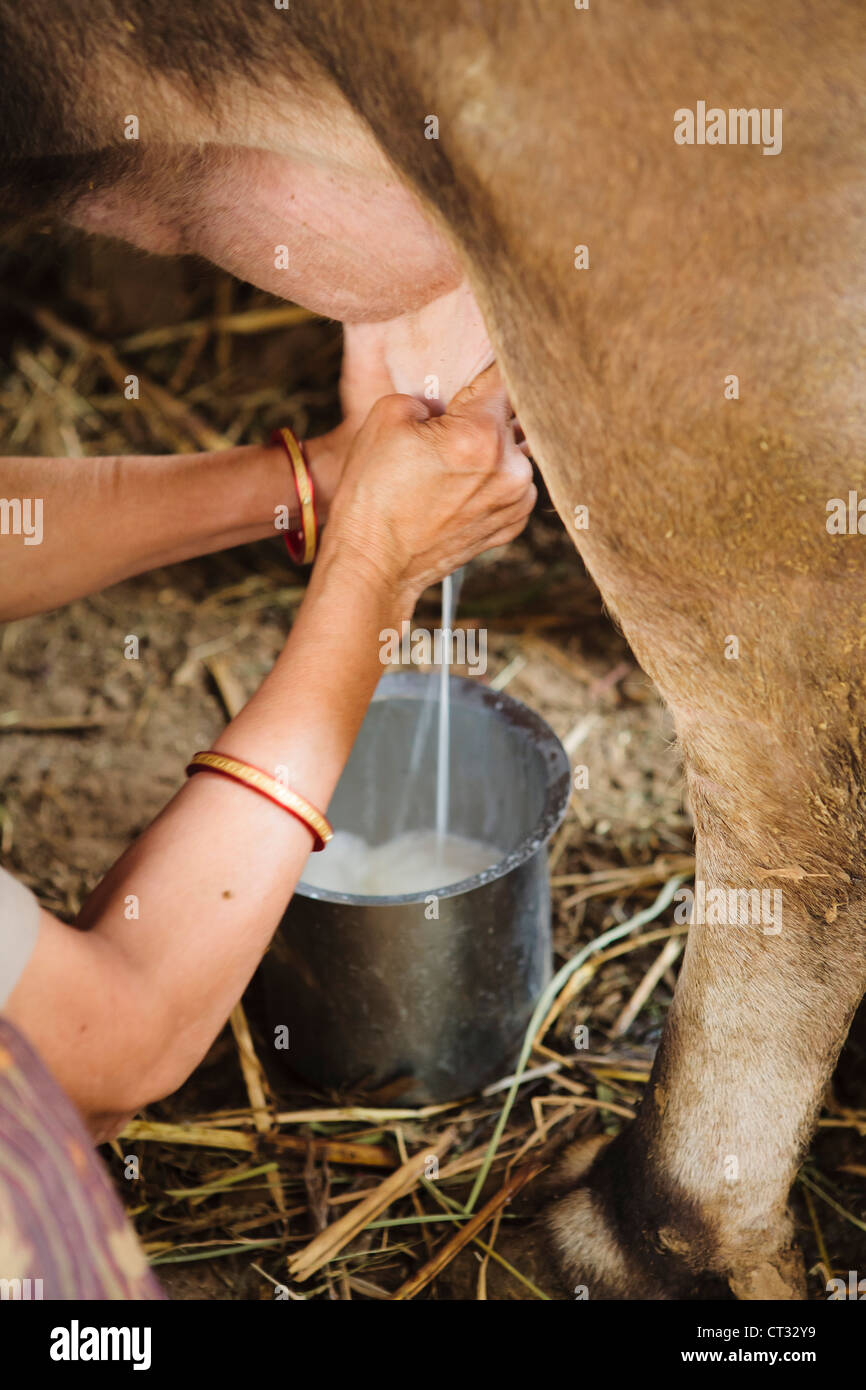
[521, 278, 866, 1296]
[547, 714, 866, 1299]
[510, 244, 866, 1295]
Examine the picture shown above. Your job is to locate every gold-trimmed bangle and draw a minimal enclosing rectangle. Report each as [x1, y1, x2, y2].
[185, 750, 333, 851]
[272, 426, 318, 565]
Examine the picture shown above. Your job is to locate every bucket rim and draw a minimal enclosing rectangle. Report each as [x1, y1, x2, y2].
[297, 670, 572, 907]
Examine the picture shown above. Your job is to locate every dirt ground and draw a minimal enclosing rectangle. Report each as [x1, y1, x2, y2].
[0, 230, 863, 1300]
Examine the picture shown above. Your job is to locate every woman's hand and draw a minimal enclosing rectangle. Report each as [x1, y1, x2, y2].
[319, 363, 535, 613]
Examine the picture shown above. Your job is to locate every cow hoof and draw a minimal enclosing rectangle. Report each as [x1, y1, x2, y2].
[543, 1133, 806, 1300]
[726, 1247, 807, 1301]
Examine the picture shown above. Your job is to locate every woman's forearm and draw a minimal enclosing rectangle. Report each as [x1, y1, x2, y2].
[7, 543, 411, 1128]
[0, 432, 340, 621]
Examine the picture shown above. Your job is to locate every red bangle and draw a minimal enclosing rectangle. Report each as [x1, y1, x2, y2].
[272, 426, 318, 565]
[185, 751, 333, 850]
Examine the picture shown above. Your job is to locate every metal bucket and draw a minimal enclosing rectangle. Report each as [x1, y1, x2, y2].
[256, 671, 571, 1104]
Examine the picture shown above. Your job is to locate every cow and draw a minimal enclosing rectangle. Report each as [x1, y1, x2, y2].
[1, 0, 864, 1298]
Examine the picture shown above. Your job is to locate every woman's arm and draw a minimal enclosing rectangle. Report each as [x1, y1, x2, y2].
[4, 369, 536, 1139]
[0, 431, 342, 622]
[5, 544, 404, 1139]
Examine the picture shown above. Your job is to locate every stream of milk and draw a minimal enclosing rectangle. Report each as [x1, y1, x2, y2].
[435, 569, 461, 841]
[302, 568, 503, 895]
